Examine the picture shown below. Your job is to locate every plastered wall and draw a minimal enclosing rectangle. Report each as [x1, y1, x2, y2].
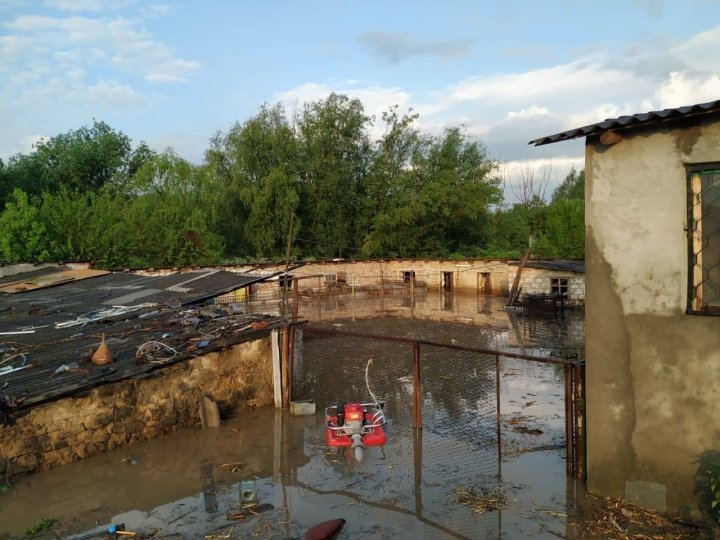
[585, 117, 720, 516]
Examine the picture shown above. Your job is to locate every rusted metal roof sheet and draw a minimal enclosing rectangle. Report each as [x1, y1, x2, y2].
[0, 268, 284, 414]
[529, 99, 720, 146]
[0, 268, 109, 294]
[509, 260, 584, 273]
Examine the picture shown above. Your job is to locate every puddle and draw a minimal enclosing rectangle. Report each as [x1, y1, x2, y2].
[0, 292, 585, 539]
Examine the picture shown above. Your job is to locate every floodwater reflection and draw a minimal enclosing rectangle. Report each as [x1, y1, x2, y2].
[0, 292, 584, 539]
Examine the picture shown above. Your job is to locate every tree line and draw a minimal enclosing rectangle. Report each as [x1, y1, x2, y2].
[0, 94, 584, 269]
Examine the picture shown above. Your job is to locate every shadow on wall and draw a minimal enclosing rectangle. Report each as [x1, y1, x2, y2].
[693, 449, 720, 525]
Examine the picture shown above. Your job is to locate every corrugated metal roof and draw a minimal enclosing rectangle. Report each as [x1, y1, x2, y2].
[509, 260, 584, 273]
[0, 268, 283, 413]
[0, 268, 109, 294]
[529, 99, 720, 146]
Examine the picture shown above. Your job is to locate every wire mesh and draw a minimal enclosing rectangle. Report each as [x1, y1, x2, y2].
[419, 344, 500, 535]
[295, 328, 502, 538]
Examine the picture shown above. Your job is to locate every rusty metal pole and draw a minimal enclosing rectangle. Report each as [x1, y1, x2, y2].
[380, 270, 385, 314]
[496, 354, 502, 470]
[412, 341, 422, 429]
[281, 326, 290, 407]
[292, 278, 299, 323]
[564, 364, 574, 477]
[413, 425, 423, 516]
[287, 326, 294, 404]
[574, 363, 585, 480]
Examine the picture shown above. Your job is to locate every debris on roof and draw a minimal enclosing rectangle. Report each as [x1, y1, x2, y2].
[508, 260, 584, 273]
[0, 268, 283, 414]
[529, 99, 720, 146]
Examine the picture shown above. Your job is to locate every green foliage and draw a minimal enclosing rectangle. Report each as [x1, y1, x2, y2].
[25, 518, 55, 537]
[0, 105, 586, 267]
[0, 121, 140, 206]
[709, 460, 720, 520]
[0, 190, 49, 262]
[552, 167, 584, 202]
[360, 126, 500, 258]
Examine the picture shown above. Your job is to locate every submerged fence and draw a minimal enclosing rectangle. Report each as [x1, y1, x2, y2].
[294, 325, 585, 478]
[292, 325, 585, 539]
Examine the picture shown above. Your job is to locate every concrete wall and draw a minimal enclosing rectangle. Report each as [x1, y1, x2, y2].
[585, 116, 720, 516]
[0, 336, 273, 475]
[248, 259, 512, 297]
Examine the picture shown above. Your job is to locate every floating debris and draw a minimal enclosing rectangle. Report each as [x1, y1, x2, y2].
[571, 494, 711, 539]
[455, 486, 507, 514]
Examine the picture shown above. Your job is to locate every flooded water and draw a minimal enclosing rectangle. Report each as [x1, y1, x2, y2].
[0, 292, 585, 539]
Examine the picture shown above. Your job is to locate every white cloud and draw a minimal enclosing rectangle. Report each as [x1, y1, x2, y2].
[648, 72, 720, 109]
[0, 12, 199, 118]
[446, 60, 636, 105]
[507, 106, 550, 120]
[672, 25, 720, 74]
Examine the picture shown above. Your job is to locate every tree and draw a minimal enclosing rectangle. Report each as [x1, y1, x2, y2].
[205, 103, 299, 258]
[0, 121, 145, 207]
[119, 151, 224, 268]
[297, 93, 372, 258]
[552, 167, 585, 201]
[0, 190, 49, 262]
[361, 127, 501, 257]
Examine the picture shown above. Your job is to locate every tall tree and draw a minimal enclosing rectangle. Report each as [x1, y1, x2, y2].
[362, 127, 501, 257]
[205, 103, 299, 258]
[297, 93, 371, 258]
[552, 167, 585, 202]
[0, 121, 154, 206]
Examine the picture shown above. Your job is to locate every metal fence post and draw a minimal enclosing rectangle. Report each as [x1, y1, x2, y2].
[412, 341, 423, 429]
[564, 363, 574, 477]
[496, 354, 502, 469]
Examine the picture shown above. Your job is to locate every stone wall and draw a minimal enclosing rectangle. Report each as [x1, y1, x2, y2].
[243, 259, 512, 296]
[0, 336, 273, 475]
[509, 267, 585, 303]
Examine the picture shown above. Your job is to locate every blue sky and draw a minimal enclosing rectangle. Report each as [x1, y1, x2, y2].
[1, 0, 720, 192]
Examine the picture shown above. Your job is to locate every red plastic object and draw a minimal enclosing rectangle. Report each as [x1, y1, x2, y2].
[325, 403, 387, 448]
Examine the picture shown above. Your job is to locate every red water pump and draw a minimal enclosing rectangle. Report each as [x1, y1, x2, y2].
[325, 402, 386, 461]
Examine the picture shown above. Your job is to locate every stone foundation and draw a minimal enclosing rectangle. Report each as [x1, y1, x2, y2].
[0, 336, 273, 475]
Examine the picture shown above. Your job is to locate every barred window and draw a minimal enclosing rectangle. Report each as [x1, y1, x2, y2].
[688, 166, 720, 314]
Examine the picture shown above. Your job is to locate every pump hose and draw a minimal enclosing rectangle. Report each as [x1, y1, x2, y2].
[365, 358, 379, 407]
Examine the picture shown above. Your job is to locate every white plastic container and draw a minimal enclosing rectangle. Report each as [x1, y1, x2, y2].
[290, 400, 316, 416]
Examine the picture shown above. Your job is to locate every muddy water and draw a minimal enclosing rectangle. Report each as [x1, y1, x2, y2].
[0, 292, 585, 539]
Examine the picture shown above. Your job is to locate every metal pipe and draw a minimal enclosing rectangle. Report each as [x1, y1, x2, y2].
[495, 354, 502, 475]
[412, 341, 422, 429]
[564, 364, 573, 477]
[304, 325, 581, 366]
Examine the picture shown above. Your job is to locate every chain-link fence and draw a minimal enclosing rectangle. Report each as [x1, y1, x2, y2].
[292, 325, 585, 538]
[294, 327, 504, 538]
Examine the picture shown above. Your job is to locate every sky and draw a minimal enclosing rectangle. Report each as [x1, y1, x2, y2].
[1, 0, 720, 195]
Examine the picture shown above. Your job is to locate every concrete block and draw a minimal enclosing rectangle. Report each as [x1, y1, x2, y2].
[625, 480, 666, 512]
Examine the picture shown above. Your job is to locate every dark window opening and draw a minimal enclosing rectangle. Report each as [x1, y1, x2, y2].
[402, 271, 415, 283]
[443, 272, 453, 291]
[551, 278, 568, 297]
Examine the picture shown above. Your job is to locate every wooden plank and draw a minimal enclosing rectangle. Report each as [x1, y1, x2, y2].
[508, 248, 532, 305]
[271, 329, 282, 408]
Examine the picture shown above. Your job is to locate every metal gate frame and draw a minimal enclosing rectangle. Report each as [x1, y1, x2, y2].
[300, 325, 586, 479]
